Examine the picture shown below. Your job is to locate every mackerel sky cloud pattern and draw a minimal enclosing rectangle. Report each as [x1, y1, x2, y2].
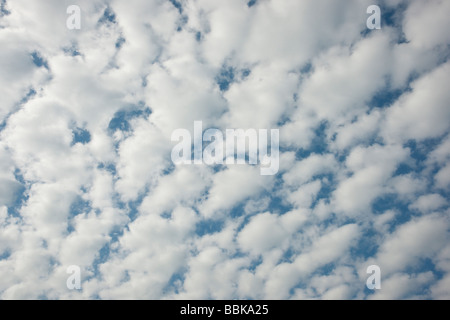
[0, 0, 449, 299]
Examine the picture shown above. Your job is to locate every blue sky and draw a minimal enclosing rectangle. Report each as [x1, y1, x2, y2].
[0, 0, 449, 299]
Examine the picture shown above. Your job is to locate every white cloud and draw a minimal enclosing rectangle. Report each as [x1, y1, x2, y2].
[238, 212, 287, 255]
[264, 224, 360, 299]
[382, 62, 450, 143]
[0, 0, 449, 301]
[427, 135, 450, 166]
[333, 144, 409, 216]
[409, 194, 448, 213]
[283, 153, 337, 187]
[388, 174, 427, 200]
[286, 179, 322, 209]
[369, 271, 434, 300]
[309, 266, 359, 299]
[199, 166, 273, 218]
[223, 64, 298, 129]
[431, 244, 450, 299]
[331, 110, 381, 150]
[367, 213, 449, 278]
[140, 165, 212, 216]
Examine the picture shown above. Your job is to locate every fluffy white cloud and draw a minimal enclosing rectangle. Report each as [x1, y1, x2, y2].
[430, 244, 450, 299]
[409, 194, 448, 213]
[366, 213, 449, 278]
[332, 144, 409, 216]
[300, 32, 391, 123]
[369, 271, 434, 300]
[199, 166, 273, 218]
[382, 62, 450, 143]
[115, 118, 173, 201]
[0, 0, 449, 301]
[264, 223, 360, 299]
[283, 153, 338, 187]
[435, 164, 450, 190]
[403, 0, 450, 49]
[238, 212, 289, 255]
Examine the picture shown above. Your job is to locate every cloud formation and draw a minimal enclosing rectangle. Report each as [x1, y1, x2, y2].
[0, 0, 449, 299]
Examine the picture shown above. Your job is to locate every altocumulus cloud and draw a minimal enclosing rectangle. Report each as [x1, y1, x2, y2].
[0, 0, 449, 300]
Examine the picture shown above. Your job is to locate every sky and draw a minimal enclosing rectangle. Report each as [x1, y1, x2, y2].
[0, 0, 449, 300]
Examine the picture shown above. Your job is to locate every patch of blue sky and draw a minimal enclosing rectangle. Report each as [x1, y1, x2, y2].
[108, 104, 151, 133]
[392, 162, 414, 176]
[247, 256, 263, 271]
[406, 137, 446, 164]
[125, 191, 148, 222]
[299, 62, 313, 75]
[36, 293, 49, 300]
[288, 262, 345, 297]
[360, 2, 407, 40]
[110, 191, 127, 214]
[0, 0, 10, 17]
[372, 194, 415, 234]
[368, 85, 405, 110]
[0, 118, 7, 132]
[115, 36, 126, 49]
[276, 109, 296, 128]
[228, 203, 247, 220]
[162, 163, 176, 176]
[71, 127, 91, 145]
[69, 195, 91, 218]
[313, 262, 339, 278]
[381, 2, 408, 29]
[247, 0, 257, 8]
[141, 76, 148, 87]
[195, 31, 202, 42]
[372, 193, 402, 214]
[228, 191, 290, 232]
[176, 15, 188, 32]
[63, 43, 81, 57]
[13, 168, 25, 185]
[109, 226, 126, 244]
[20, 88, 36, 105]
[68, 196, 91, 233]
[215, 66, 252, 92]
[0, 241, 12, 261]
[405, 257, 443, 278]
[163, 267, 190, 296]
[400, 137, 447, 184]
[0, 250, 11, 261]
[216, 66, 235, 92]
[31, 51, 49, 69]
[351, 226, 379, 259]
[195, 219, 224, 236]
[97, 243, 111, 265]
[168, 0, 183, 14]
[5, 169, 27, 219]
[97, 162, 117, 176]
[310, 174, 336, 206]
[279, 247, 297, 264]
[98, 6, 116, 25]
[294, 122, 329, 159]
[85, 225, 126, 282]
[241, 68, 251, 79]
[313, 122, 331, 152]
[268, 192, 294, 215]
[88, 242, 113, 281]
